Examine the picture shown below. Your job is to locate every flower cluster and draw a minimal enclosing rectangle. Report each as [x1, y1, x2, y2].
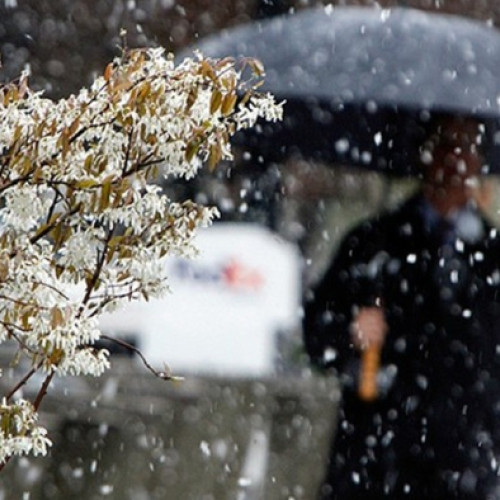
[0, 398, 51, 464]
[0, 47, 283, 465]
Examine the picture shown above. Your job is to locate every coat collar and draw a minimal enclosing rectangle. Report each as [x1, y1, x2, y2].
[392, 191, 490, 248]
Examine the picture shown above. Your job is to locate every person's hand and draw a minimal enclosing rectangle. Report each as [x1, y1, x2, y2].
[350, 306, 388, 350]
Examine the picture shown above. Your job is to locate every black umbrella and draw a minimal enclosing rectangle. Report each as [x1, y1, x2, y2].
[181, 6, 500, 175]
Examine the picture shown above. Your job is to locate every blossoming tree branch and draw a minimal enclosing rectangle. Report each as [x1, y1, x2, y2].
[0, 47, 282, 468]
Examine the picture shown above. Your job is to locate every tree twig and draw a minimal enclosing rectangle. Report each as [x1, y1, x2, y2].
[5, 359, 44, 402]
[77, 229, 114, 318]
[100, 334, 180, 381]
[33, 370, 55, 411]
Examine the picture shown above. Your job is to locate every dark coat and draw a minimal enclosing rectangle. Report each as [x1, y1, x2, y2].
[304, 193, 500, 499]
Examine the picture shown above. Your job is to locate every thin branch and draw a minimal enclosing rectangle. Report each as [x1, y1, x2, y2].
[5, 359, 44, 402]
[33, 370, 55, 411]
[86, 287, 142, 318]
[0, 175, 31, 195]
[9, 330, 39, 356]
[45, 189, 61, 225]
[100, 334, 179, 381]
[122, 127, 135, 176]
[0, 294, 44, 310]
[29, 280, 70, 302]
[50, 184, 72, 213]
[67, 117, 116, 145]
[78, 229, 115, 317]
[29, 203, 81, 245]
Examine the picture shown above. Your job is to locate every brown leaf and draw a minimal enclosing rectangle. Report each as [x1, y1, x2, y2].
[248, 57, 265, 77]
[99, 182, 112, 212]
[210, 90, 223, 114]
[221, 93, 237, 116]
[201, 60, 216, 81]
[208, 142, 222, 171]
[185, 88, 198, 112]
[185, 141, 200, 162]
[0, 255, 9, 282]
[50, 307, 65, 329]
[104, 62, 113, 82]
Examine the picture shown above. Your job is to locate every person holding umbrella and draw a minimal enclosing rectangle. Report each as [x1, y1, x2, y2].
[303, 114, 500, 499]
[187, 7, 500, 496]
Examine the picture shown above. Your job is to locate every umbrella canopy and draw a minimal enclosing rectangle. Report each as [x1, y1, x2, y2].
[181, 6, 500, 175]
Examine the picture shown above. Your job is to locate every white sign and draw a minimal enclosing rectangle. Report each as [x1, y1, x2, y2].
[98, 223, 301, 377]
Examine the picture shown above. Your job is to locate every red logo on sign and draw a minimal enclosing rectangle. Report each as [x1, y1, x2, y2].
[222, 258, 265, 291]
[173, 258, 265, 293]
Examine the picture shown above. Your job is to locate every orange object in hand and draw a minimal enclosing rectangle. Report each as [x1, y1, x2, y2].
[358, 343, 381, 402]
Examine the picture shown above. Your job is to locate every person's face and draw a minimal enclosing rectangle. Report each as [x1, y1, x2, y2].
[424, 119, 483, 208]
[430, 143, 481, 189]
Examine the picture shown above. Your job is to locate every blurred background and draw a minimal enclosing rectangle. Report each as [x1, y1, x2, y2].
[2, 1, 500, 498]
[2, 0, 500, 280]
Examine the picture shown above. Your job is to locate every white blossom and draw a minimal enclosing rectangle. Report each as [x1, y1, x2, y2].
[0, 399, 52, 463]
[0, 46, 282, 465]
